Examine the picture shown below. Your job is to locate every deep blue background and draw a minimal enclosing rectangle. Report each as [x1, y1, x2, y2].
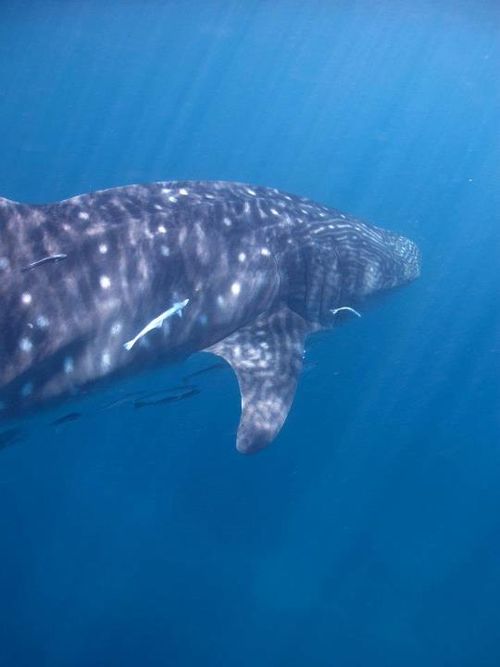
[1, 1, 499, 665]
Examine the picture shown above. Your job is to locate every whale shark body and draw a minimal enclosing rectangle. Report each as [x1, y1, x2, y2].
[0, 181, 420, 452]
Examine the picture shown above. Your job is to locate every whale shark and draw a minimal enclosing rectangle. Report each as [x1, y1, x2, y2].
[0, 181, 420, 453]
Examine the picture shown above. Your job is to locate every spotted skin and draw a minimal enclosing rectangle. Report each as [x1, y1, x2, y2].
[0, 181, 420, 452]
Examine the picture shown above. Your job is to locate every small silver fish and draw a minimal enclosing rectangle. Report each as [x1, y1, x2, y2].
[123, 298, 189, 351]
[21, 254, 68, 272]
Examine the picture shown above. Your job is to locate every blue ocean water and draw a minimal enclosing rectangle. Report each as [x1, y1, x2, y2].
[0, 1, 499, 665]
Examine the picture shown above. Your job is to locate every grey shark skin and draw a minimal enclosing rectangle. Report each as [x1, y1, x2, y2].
[0, 181, 420, 453]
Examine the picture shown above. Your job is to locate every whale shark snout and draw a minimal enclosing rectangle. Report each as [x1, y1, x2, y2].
[388, 232, 421, 283]
[358, 229, 420, 297]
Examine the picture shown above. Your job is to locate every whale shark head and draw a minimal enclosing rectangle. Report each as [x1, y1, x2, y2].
[358, 228, 421, 297]
[279, 212, 420, 327]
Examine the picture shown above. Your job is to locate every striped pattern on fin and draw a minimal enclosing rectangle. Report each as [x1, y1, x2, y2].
[207, 306, 313, 453]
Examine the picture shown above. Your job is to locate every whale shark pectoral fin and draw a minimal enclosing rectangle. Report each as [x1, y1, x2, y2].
[206, 306, 312, 454]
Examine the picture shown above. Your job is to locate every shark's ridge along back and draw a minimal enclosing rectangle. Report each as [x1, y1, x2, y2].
[0, 180, 420, 452]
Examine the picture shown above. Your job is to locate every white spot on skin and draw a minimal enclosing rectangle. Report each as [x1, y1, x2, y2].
[246, 188, 256, 196]
[238, 252, 246, 262]
[160, 245, 170, 256]
[270, 208, 279, 216]
[21, 292, 32, 305]
[0, 257, 10, 270]
[217, 295, 225, 307]
[64, 357, 74, 374]
[21, 382, 33, 397]
[78, 211, 89, 220]
[260, 247, 271, 257]
[99, 244, 108, 254]
[168, 196, 177, 203]
[223, 217, 232, 227]
[101, 351, 111, 369]
[178, 188, 189, 196]
[20, 338, 33, 353]
[111, 322, 122, 336]
[161, 187, 171, 194]
[157, 225, 167, 234]
[231, 282, 241, 296]
[36, 315, 49, 328]
[100, 275, 111, 289]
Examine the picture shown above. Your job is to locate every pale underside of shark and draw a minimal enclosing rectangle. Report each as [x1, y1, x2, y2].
[0, 181, 420, 453]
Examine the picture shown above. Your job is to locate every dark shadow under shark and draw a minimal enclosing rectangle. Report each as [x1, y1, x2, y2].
[0, 181, 420, 453]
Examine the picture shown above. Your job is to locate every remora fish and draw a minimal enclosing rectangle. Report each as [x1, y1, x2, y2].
[0, 181, 420, 453]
